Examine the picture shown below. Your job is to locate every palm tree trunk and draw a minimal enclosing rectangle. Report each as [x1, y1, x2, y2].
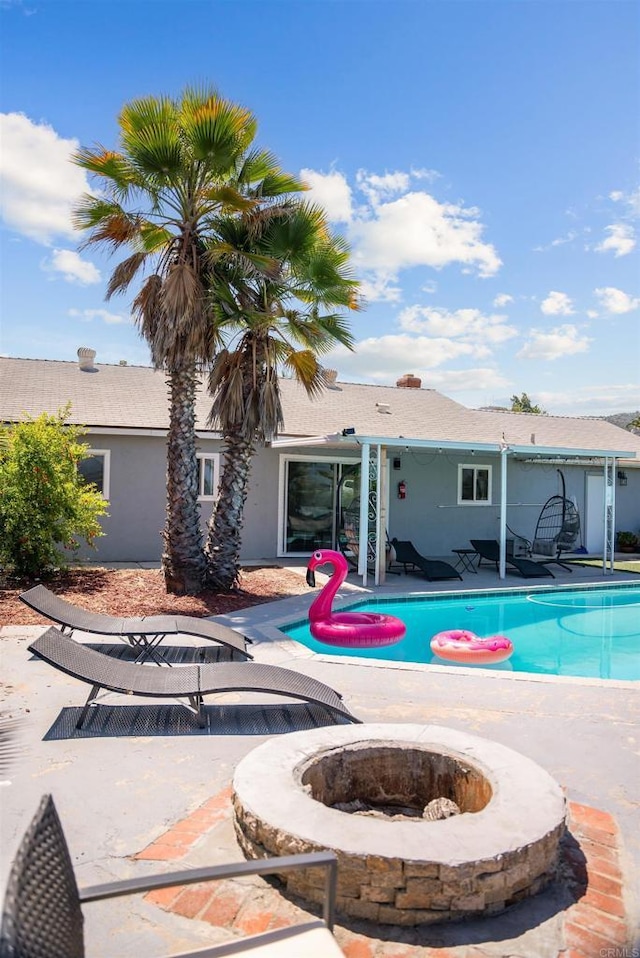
[204, 433, 255, 591]
[162, 367, 206, 594]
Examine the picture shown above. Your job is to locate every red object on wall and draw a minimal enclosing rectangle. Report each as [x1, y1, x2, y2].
[397, 480, 407, 499]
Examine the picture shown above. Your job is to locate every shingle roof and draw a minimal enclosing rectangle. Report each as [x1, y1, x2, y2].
[1, 356, 637, 459]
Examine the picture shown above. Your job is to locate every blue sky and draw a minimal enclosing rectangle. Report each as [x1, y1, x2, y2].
[1, 0, 639, 416]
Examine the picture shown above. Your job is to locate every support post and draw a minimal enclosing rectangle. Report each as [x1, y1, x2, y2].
[499, 446, 509, 580]
[603, 458, 615, 575]
[358, 443, 370, 585]
[375, 445, 386, 585]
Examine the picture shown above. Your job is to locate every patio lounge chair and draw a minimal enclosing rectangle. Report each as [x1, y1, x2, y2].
[389, 539, 462, 582]
[0, 793, 344, 957]
[469, 540, 554, 578]
[20, 584, 251, 662]
[27, 628, 360, 728]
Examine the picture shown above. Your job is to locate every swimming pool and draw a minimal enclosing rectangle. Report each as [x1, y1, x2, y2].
[282, 584, 640, 681]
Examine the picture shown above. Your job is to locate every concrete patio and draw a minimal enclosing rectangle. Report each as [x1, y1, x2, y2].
[1, 559, 638, 956]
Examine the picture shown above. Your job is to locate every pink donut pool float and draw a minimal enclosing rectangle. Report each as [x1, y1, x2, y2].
[430, 629, 514, 665]
[306, 550, 406, 648]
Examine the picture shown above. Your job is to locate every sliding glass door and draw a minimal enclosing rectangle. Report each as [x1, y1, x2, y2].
[282, 458, 360, 555]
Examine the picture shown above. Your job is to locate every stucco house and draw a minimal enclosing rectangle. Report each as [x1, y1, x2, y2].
[1, 351, 638, 581]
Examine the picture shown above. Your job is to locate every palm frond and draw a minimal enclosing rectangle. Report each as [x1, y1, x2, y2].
[180, 92, 257, 168]
[106, 251, 148, 299]
[73, 147, 140, 192]
[282, 349, 326, 397]
[118, 95, 184, 179]
[254, 171, 308, 199]
[236, 148, 284, 185]
[201, 184, 258, 214]
[162, 262, 202, 326]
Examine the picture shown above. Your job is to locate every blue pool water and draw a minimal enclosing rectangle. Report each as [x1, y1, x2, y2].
[282, 585, 640, 681]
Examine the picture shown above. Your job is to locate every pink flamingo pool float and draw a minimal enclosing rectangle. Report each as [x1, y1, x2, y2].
[305, 550, 406, 648]
[430, 629, 514, 665]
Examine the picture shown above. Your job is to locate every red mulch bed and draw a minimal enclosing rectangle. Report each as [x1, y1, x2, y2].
[0, 566, 309, 626]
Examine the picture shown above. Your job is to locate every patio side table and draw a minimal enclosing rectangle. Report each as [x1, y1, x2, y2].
[452, 548, 479, 573]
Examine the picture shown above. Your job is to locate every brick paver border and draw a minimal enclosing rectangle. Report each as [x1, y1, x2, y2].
[136, 789, 632, 957]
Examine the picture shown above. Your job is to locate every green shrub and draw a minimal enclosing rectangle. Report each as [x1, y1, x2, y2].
[0, 408, 108, 576]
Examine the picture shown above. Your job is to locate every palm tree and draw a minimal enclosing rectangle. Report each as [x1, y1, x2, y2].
[73, 87, 304, 593]
[203, 202, 359, 590]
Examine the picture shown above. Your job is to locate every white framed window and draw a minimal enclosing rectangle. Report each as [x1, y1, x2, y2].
[458, 463, 492, 505]
[197, 453, 220, 500]
[78, 449, 111, 499]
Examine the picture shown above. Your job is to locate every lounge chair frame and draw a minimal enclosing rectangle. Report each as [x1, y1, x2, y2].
[1, 793, 344, 957]
[389, 539, 463, 582]
[20, 585, 252, 663]
[469, 540, 554, 578]
[28, 628, 360, 728]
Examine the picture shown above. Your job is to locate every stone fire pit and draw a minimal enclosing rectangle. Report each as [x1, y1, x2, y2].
[232, 724, 566, 925]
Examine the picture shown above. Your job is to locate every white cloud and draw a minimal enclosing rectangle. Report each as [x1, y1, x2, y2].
[533, 230, 578, 252]
[299, 168, 501, 301]
[356, 169, 411, 205]
[517, 325, 591, 361]
[410, 168, 441, 183]
[493, 293, 513, 307]
[327, 334, 477, 379]
[351, 191, 501, 280]
[594, 286, 640, 314]
[609, 186, 640, 218]
[68, 307, 132, 325]
[536, 382, 640, 415]
[358, 274, 403, 303]
[0, 112, 91, 244]
[398, 306, 517, 346]
[595, 223, 636, 257]
[43, 249, 101, 285]
[324, 337, 511, 391]
[300, 168, 353, 223]
[540, 291, 574, 316]
[422, 367, 511, 392]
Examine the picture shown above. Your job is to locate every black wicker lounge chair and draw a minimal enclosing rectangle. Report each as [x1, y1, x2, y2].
[28, 628, 360, 728]
[0, 793, 344, 957]
[20, 584, 251, 662]
[470, 540, 554, 578]
[389, 539, 462, 582]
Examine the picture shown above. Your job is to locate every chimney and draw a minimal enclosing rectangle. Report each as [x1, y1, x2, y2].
[323, 368, 339, 388]
[396, 373, 421, 389]
[77, 347, 97, 371]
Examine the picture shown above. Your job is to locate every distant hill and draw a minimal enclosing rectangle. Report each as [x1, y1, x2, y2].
[599, 411, 640, 434]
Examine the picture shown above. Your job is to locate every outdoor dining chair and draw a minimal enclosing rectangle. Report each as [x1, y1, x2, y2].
[0, 793, 345, 956]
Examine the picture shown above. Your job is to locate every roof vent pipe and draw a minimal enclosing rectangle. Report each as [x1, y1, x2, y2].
[396, 373, 422, 389]
[77, 347, 97, 371]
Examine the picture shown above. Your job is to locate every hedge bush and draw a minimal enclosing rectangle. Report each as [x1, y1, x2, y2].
[0, 408, 108, 576]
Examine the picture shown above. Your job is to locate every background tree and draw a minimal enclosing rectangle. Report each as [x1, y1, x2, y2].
[204, 202, 358, 590]
[0, 409, 107, 577]
[74, 87, 302, 594]
[510, 392, 547, 415]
